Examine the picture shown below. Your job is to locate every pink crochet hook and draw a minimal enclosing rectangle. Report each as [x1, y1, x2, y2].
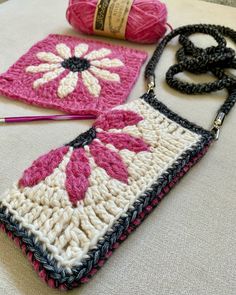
[0, 114, 97, 124]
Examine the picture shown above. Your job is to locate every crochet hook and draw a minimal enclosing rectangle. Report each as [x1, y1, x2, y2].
[0, 114, 97, 124]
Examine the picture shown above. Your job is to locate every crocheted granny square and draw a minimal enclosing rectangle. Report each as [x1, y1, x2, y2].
[0, 34, 147, 114]
[0, 93, 213, 290]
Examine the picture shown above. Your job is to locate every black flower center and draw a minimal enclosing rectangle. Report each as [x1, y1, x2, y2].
[66, 127, 97, 149]
[61, 56, 90, 72]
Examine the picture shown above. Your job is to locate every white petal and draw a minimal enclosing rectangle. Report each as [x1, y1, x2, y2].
[33, 68, 65, 88]
[26, 63, 61, 73]
[81, 70, 101, 97]
[84, 48, 111, 60]
[56, 43, 71, 59]
[36, 52, 63, 63]
[89, 66, 120, 82]
[90, 58, 124, 68]
[74, 43, 89, 58]
[57, 72, 78, 99]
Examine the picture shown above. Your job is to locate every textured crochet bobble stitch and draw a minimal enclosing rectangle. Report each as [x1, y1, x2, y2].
[0, 93, 213, 289]
[0, 34, 147, 114]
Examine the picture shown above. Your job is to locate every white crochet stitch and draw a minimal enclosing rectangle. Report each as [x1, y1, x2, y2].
[1, 99, 200, 271]
[26, 43, 124, 98]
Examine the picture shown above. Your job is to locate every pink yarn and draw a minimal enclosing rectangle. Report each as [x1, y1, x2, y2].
[66, 0, 168, 44]
[89, 141, 129, 184]
[97, 132, 150, 152]
[66, 148, 91, 205]
[19, 146, 69, 188]
[93, 109, 143, 131]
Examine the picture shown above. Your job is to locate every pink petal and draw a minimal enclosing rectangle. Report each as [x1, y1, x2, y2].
[97, 132, 150, 153]
[94, 110, 143, 131]
[19, 146, 69, 188]
[90, 141, 128, 183]
[65, 148, 91, 205]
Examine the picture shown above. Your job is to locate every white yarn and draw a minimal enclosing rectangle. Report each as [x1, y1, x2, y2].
[1, 99, 200, 270]
[26, 43, 124, 99]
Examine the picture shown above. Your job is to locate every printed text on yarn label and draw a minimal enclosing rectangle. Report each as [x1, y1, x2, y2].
[93, 0, 134, 39]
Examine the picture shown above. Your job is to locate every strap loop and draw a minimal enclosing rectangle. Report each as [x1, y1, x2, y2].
[145, 24, 236, 140]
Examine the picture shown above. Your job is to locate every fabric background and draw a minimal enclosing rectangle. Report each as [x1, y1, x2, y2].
[201, 0, 236, 7]
[0, 0, 235, 294]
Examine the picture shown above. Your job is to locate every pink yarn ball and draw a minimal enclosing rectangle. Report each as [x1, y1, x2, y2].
[66, 0, 168, 44]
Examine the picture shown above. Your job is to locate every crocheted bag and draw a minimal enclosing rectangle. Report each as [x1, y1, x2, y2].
[0, 24, 235, 290]
[0, 34, 147, 115]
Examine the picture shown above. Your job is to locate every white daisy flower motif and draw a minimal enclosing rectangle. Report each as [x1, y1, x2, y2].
[26, 43, 124, 99]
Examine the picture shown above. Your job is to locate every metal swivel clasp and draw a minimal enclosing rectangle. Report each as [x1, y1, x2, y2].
[211, 112, 226, 140]
[147, 75, 156, 94]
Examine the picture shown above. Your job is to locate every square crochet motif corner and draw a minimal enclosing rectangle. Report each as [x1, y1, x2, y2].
[0, 34, 147, 114]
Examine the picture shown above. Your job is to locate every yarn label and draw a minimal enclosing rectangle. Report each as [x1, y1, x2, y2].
[93, 0, 134, 39]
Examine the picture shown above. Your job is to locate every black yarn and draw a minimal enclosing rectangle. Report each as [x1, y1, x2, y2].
[145, 24, 236, 118]
[61, 56, 90, 72]
[66, 127, 96, 148]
